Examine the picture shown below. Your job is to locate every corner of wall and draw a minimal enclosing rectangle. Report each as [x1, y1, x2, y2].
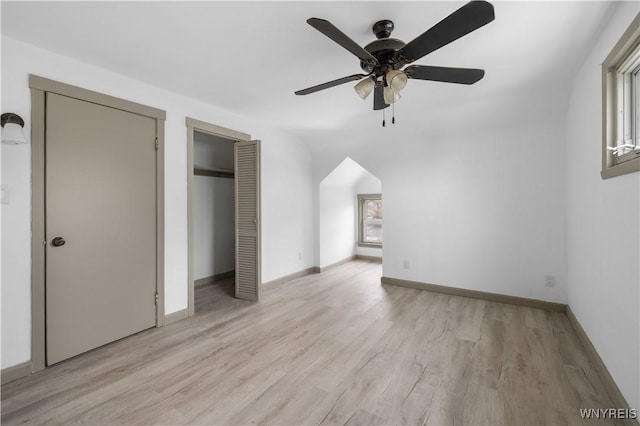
[564, 2, 640, 410]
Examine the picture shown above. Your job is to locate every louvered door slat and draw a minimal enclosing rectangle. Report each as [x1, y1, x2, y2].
[235, 140, 261, 301]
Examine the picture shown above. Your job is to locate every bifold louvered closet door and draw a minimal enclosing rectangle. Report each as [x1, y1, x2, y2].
[235, 140, 261, 301]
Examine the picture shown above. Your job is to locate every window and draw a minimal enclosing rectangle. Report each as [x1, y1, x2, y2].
[358, 194, 382, 247]
[602, 13, 640, 179]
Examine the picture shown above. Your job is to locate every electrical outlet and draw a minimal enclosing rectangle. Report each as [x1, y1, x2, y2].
[545, 275, 556, 288]
[402, 260, 410, 270]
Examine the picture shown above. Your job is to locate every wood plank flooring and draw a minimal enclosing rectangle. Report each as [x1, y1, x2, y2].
[1, 261, 621, 425]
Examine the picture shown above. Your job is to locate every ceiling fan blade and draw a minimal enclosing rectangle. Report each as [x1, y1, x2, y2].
[373, 82, 389, 110]
[406, 65, 485, 84]
[295, 74, 367, 96]
[307, 18, 378, 64]
[398, 1, 495, 63]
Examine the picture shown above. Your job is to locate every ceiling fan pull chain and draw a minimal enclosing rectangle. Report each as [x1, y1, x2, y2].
[392, 103, 396, 124]
[382, 108, 386, 127]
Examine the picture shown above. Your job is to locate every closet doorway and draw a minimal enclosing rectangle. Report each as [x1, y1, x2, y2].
[186, 118, 261, 316]
[193, 131, 235, 312]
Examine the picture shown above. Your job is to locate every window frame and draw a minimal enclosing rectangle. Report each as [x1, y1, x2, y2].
[357, 193, 382, 248]
[601, 13, 640, 179]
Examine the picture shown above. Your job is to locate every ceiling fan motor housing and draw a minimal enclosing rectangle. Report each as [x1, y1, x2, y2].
[361, 20, 407, 77]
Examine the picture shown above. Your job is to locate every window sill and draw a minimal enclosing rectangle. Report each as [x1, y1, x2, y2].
[601, 157, 640, 179]
[357, 242, 382, 249]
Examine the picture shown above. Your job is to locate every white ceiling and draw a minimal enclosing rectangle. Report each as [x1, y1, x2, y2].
[1, 1, 615, 139]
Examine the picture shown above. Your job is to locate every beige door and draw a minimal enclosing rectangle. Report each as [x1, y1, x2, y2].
[235, 140, 261, 301]
[46, 93, 157, 365]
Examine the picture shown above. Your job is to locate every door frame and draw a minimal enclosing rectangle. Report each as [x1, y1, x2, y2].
[185, 117, 252, 315]
[29, 75, 166, 372]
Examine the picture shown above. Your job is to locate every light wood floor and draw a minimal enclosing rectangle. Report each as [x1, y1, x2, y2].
[1, 261, 620, 425]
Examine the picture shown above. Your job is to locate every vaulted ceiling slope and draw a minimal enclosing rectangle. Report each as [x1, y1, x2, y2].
[1, 1, 614, 141]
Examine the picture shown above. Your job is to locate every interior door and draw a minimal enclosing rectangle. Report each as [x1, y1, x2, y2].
[46, 93, 157, 365]
[234, 140, 261, 301]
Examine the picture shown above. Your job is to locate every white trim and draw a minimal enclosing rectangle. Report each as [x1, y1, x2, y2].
[601, 13, 640, 178]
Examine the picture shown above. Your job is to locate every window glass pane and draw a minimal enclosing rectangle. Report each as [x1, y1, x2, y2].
[358, 194, 383, 245]
[365, 200, 382, 220]
[364, 223, 382, 243]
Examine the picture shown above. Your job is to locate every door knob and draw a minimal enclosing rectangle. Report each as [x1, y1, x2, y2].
[51, 237, 66, 247]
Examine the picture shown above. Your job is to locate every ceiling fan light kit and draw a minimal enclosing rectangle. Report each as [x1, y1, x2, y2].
[295, 0, 495, 126]
[383, 86, 401, 104]
[386, 69, 408, 92]
[354, 76, 376, 99]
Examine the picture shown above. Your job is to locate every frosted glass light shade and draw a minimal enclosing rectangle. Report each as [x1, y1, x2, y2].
[1, 122, 27, 145]
[386, 70, 408, 92]
[354, 77, 375, 100]
[383, 86, 401, 104]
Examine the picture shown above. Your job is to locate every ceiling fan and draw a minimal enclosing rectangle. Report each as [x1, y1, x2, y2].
[295, 1, 495, 116]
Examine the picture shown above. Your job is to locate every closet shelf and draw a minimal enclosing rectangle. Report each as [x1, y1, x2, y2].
[194, 166, 234, 179]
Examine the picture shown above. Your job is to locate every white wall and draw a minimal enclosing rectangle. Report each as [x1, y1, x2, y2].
[565, 2, 640, 410]
[260, 135, 315, 282]
[0, 36, 315, 369]
[318, 158, 362, 268]
[193, 176, 235, 279]
[318, 157, 382, 267]
[193, 135, 235, 279]
[1, 78, 34, 370]
[309, 102, 568, 305]
[0, 103, 3, 374]
[379, 117, 567, 303]
[319, 183, 356, 267]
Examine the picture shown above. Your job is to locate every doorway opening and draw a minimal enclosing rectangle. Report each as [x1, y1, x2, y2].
[318, 157, 382, 271]
[192, 131, 236, 313]
[186, 118, 262, 317]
